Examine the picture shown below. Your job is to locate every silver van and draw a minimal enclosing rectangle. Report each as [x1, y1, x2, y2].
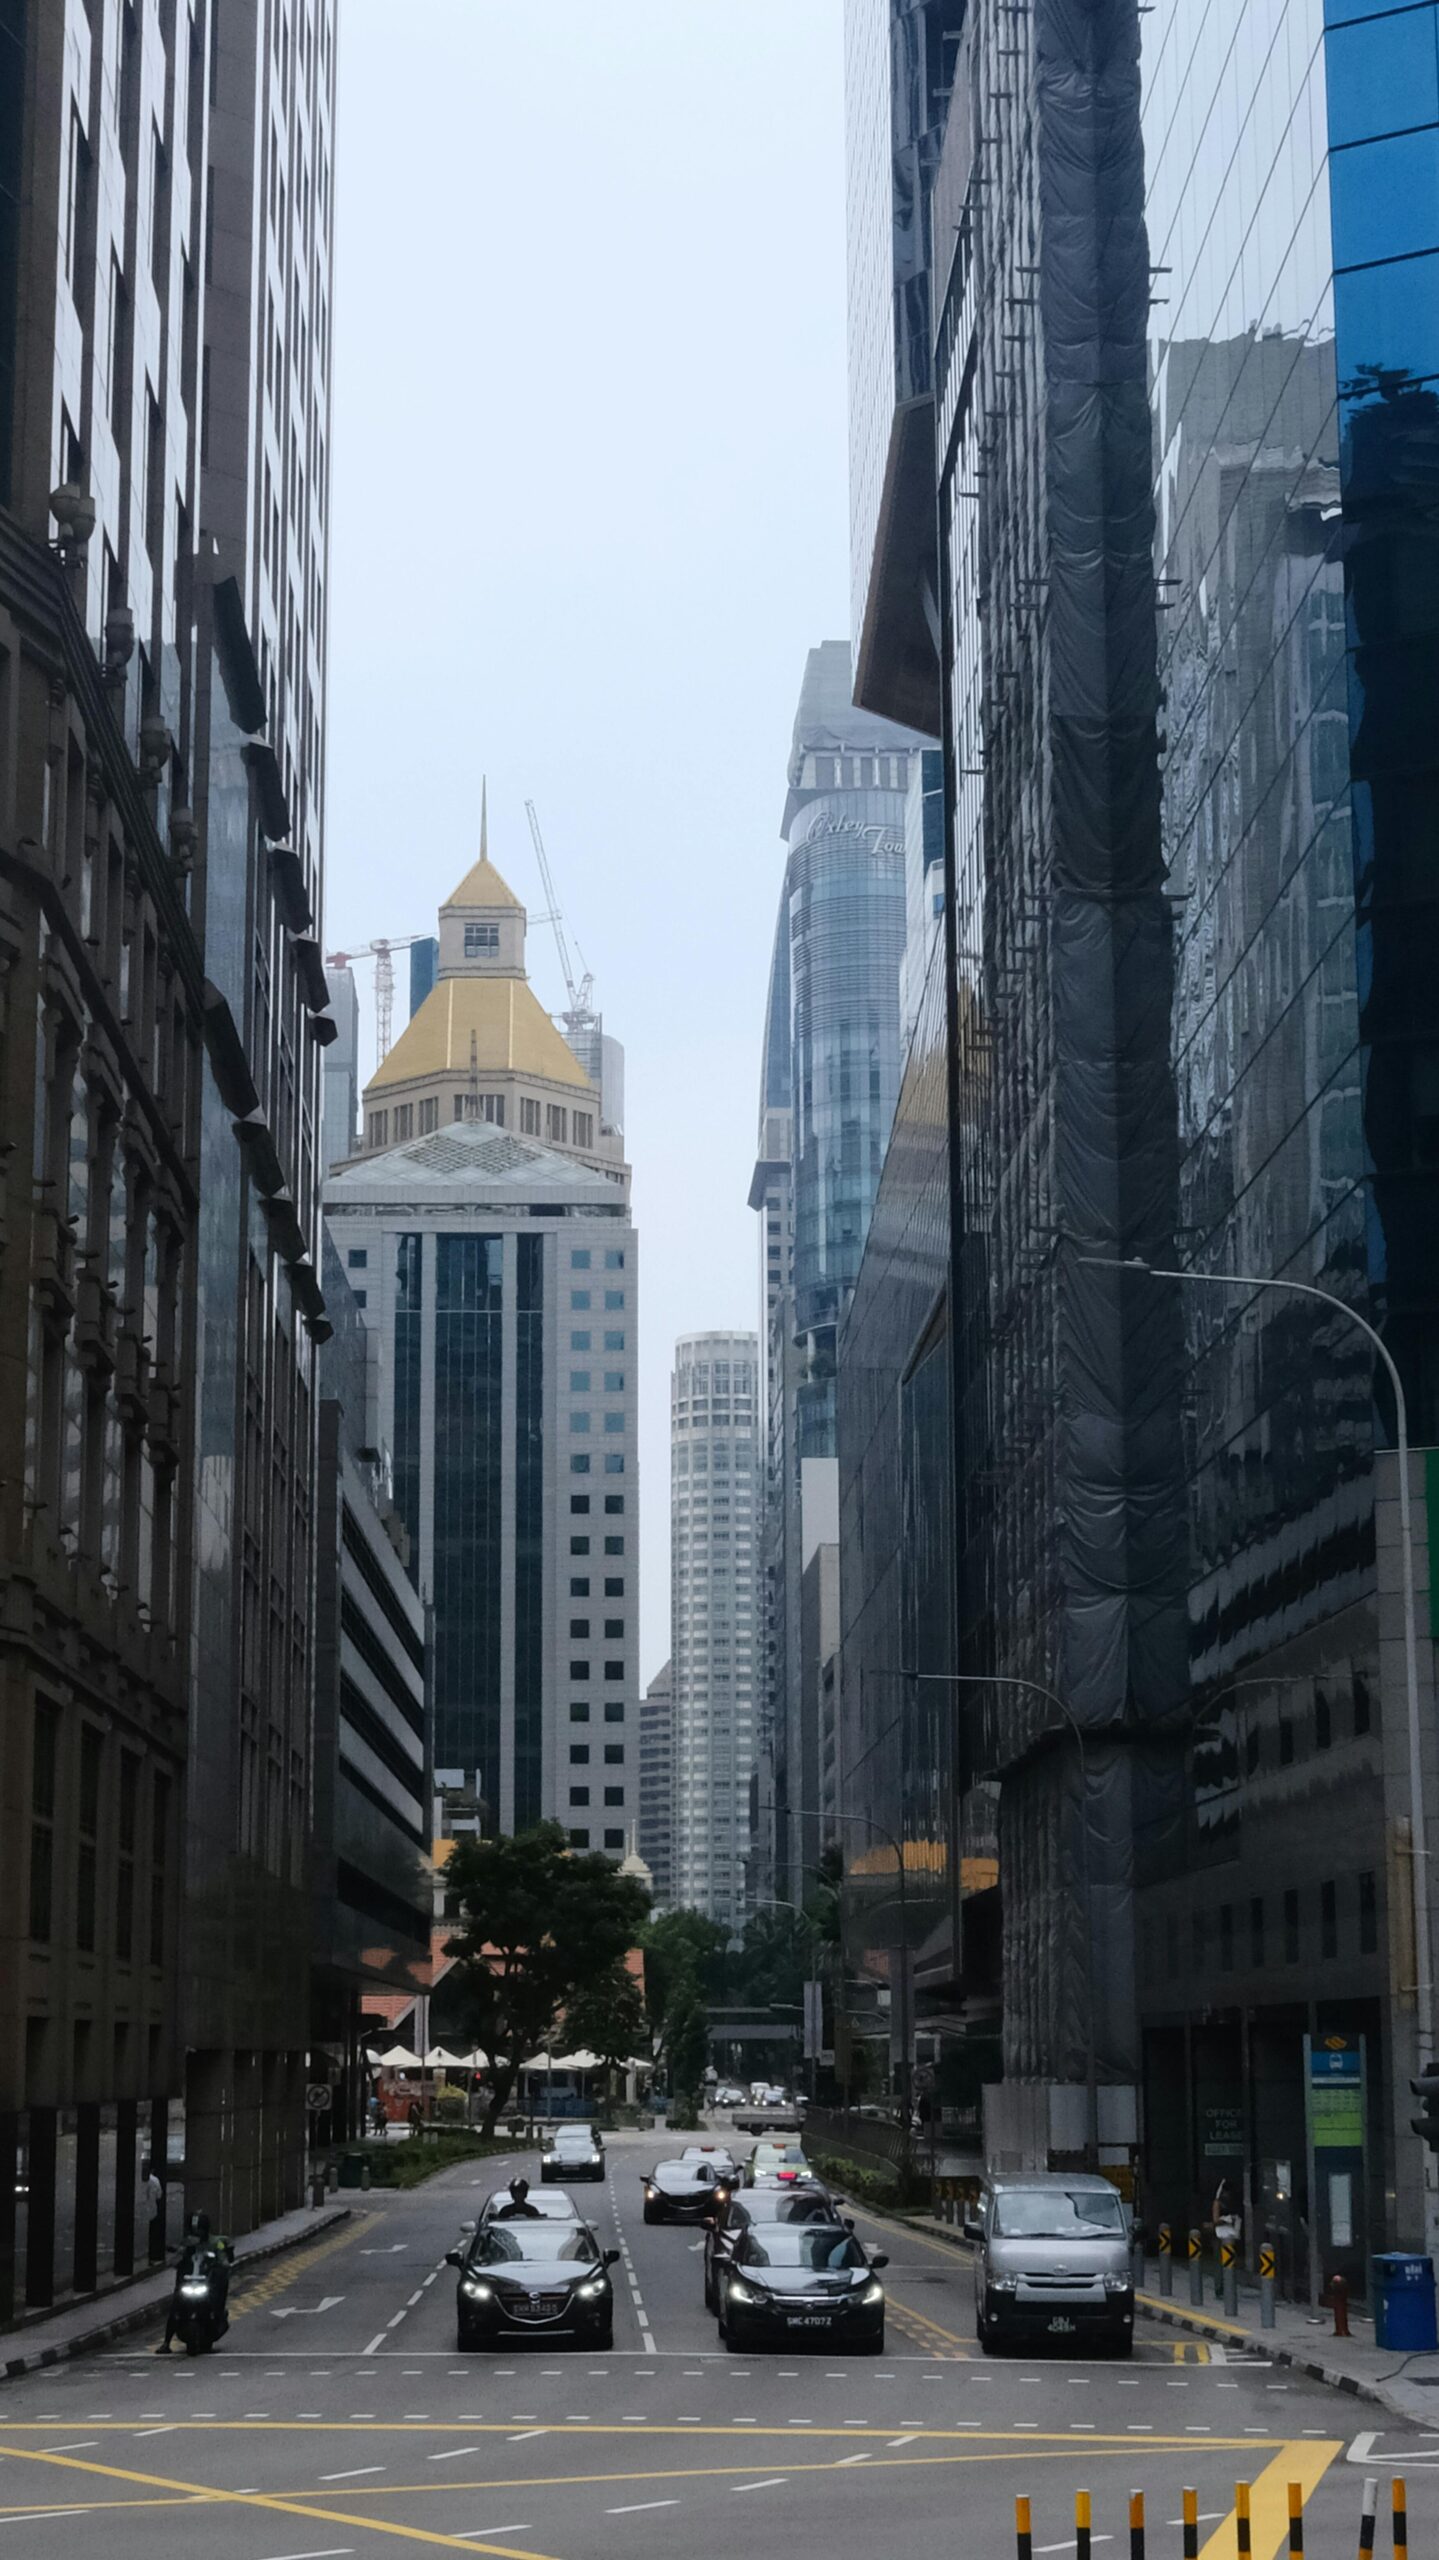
[969, 2172, 1133, 2356]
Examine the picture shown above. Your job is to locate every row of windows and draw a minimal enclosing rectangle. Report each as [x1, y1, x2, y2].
[570, 1660, 627, 1680]
[570, 1455, 626, 1476]
[570, 1249, 625, 1269]
[570, 1828, 626, 1850]
[569, 1786, 626, 1807]
[570, 1577, 625, 1595]
[365, 1095, 596, 1149]
[570, 1290, 625, 1310]
[569, 1413, 627, 1433]
[571, 1330, 625, 1351]
[570, 1371, 625, 1391]
[570, 1701, 626, 1724]
[1154, 1874, 1379, 1977]
[570, 1534, 624, 1555]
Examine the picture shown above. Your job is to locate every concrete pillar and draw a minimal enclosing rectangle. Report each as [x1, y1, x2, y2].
[234, 2050, 260, 2234]
[72, 2102, 99, 2294]
[183, 2050, 228, 2235]
[0, 2113, 17, 2323]
[25, 2107, 56, 2306]
[112, 2098, 136, 2280]
[146, 2096, 168, 2260]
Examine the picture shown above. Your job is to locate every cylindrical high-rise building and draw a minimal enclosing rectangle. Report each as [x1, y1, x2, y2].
[671, 1334, 760, 1929]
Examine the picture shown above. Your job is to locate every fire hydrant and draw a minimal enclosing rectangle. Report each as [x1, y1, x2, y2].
[1330, 2272, 1350, 2337]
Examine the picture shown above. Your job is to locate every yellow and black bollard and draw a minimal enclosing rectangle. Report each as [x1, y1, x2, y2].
[1260, 2236, 1277, 2330]
[1357, 2476, 1379, 2560]
[1158, 2220, 1173, 2298]
[1016, 2493, 1033, 2560]
[1220, 2231, 1239, 2317]
[1392, 2477, 1407, 2558]
[1076, 2489, 1091, 2560]
[1182, 2487, 1199, 2560]
[1288, 2480, 1305, 2560]
[1189, 2225, 1203, 2307]
[1236, 2481, 1252, 2560]
[1129, 2488, 1146, 2560]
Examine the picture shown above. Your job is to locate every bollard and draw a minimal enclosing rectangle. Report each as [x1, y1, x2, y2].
[1129, 2488, 1146, 2560]
[1158, 2221, 1173, 2297]
[1357, 2476, 1379, 2560]
[1221, 2234, 1239, 2319]
[1189, 2227, 1204, 2308]
[1183, 2487, 1199, 2560]
[1331, 2273, 1350, 2338]
[1260, 2237, 1277, 2330]
[1076, 2489, 1091, 2560]
[1016, 2494, 1033, 2560]
[1392, 2478, 1407, 2559]
[1288, 2481, 1304, 2560]
[326, 2158, 339, 2192]
[360, 2160, 371, 2191]
[1237, 2481, 1252, 2560]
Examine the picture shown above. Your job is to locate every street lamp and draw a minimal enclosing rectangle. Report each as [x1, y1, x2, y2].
[1085, 1250, 1438, 2254]
[902, 1667, 1099, 2166]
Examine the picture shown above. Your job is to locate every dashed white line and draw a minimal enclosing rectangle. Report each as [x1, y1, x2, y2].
[361, 2333, 386, 2357]
[319, 2466, 384, 2481]
[429, 2445, 482, 2462]
[732, 2478, 788, 2493]
[608, 2501, 680, 2514]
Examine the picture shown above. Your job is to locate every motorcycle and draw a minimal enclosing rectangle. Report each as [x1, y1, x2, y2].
[172, 2271, 228, 2355]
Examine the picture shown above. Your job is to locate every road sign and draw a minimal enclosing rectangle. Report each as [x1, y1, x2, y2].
[306, 2083, 333, 2113]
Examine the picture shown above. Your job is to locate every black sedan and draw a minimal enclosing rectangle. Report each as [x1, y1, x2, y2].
[716, 2223, 888, 2354]
[541, 2126, 604, 2182]
[703, 2178, 841, 2310]
[641, 2156, 730, 2223]
[447, 2217, 619, 2349]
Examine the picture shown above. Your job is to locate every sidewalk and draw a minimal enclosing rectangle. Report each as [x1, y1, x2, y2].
[890, 2208, 1439, 2433]
[0, 2200, 353, 2383]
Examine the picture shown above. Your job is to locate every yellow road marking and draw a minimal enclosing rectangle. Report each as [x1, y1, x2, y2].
[1172, 2340, 1211, 2364]
[1135, 2290, 1250, 2342]
[0, 2444, 560, 2557]
[228, 2213, 373, 2323]
[1197, 2443, 1342, 2560]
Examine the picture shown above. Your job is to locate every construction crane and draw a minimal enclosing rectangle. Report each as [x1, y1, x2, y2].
[524, 800, 594, 1028]
[323, 934, 426, 1060]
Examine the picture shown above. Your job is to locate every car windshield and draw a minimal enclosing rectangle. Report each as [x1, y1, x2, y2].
[740, 2187, 833, 2223]
[993, 2189, 1125, 2239]
[472, 2223, 598, 2264]
[655, 2160, 707, 2189]
[742, 2227, 868, 2270]
[552, 2128, 595, 2147]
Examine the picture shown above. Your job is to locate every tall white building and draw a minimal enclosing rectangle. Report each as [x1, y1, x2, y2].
[671, 1333, 760, 1929]
[323, 834, 639, 1850]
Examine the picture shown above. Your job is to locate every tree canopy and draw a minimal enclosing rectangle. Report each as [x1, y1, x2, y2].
[443, 1822, 650, 2131]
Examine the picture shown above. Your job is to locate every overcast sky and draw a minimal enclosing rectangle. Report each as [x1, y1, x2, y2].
[326, 1, 850, 1685]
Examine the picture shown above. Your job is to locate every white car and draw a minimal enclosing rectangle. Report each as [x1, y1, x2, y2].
[715, 2085, 746, 2107]
[682, 2142, 737, 2179]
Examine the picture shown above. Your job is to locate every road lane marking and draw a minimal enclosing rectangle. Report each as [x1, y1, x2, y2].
[258, 2550, 356, 2558]
[732, 2477, 787, 2492]
[607, 2500, 679, 2513]
[361, 2336, 387, 2358]
[322, 2467, 386, 2480]
[1197, 2443, 1342, 2560]
[0, 2443, 560, 2558]
[429, 2447, 483, 2461]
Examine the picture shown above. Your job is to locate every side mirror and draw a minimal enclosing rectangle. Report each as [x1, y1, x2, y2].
[963, 2213, 984, 2241]
[604, 2248, 620, 2266]
[444, 2248, 463, 2267]
[870, 2251, 890, 2269]
[461, 2219, 475, 2232]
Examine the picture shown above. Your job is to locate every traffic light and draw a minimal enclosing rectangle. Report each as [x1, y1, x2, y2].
[1410, 2073, 1439, 2147]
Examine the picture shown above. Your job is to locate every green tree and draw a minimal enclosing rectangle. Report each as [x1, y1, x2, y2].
[641, 1907, 727, 2054]
[666, 1985, 710, 2119]
[563, 1958, 649, 2098]
[444, 1822, 650, 2133]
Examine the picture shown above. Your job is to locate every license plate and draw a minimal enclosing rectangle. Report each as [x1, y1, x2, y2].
[1047, 2315, 1076, 2333]
[786, 2314, 832, 2328]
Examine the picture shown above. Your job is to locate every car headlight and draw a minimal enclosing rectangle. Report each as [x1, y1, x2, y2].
[644, 2183, 657, 2196]
[461, 2279, 493, 2299]
[1104, 2274, 1132, 2294]
[727, 2278, 757, 2305]
[989, 2273, 1019, 2293]
[578, 2277, 608, 2298]
[860, 2279, 884, 2305]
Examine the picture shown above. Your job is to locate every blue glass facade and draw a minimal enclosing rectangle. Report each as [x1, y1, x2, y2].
[514, 1233, 545, 1831]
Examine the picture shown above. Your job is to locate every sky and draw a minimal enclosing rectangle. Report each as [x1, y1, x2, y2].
[325, 2, 852, 1686]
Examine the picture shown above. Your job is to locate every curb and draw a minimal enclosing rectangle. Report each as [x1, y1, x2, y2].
[0, 2206, 354, 2382]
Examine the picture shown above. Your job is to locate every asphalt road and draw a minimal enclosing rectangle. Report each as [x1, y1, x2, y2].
[0, 2128, 1429, 2558]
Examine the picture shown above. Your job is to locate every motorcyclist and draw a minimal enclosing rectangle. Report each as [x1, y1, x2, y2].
[491, 2175, 542, 2220]
[156, 2209, 232, 2352]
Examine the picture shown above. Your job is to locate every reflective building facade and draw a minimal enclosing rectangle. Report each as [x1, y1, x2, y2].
[670, 1335, 760, 1930]
[752, 643, 924, 1903]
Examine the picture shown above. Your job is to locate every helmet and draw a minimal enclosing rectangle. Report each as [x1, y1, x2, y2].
[509, 2177, 530, 2203]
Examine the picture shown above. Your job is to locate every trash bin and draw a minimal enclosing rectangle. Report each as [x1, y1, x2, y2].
[337, 2150, 368, 2190]
[1372, 2253, 1437, 2351]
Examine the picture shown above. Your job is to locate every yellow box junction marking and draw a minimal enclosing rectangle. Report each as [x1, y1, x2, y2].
[1197, 2444, 1342, 2560]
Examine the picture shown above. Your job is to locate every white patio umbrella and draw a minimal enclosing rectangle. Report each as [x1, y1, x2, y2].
[376, 2042, 422, 2068]
[424, 2046, 467, 2068]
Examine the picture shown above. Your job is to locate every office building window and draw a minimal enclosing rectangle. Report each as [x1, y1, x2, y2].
[569, 1786, 590, 1807]
[1354, 1675, 1373, 1737]
[569, 1746, 590, 1766]
[464, 922, 499, 956]
[419, 1096, 438, 1133]
[347, 1249, 368, 1269]
[1321, 1880, 1337, 1960]
[570, 1536, 590, 1555]
[605, 1249, 624, 1269]
[76, 1723, 101, 1952]
[604, 1701, 624, 1724]
[1359, 1870, 1378, 1954]
[604, 1330, 624, 1350]
[570, 1660, 590, 1680]
[570, 1495, 590, 1514]
[604, 1786, 624, 1807]
[569, 1618, 589, 1639]
[604, 1744, 624, 1765]
[1218, 1904, 1234, 1971]
[604, 1289, 624, 1309]
[521, 1097, 541, 1134]
[604, 1413, 624, 1433]
[573, 1112, 594, 1146]
[571, 1330, 591, 1350]
[394, 1103, 413, 1140]
[571, 1372, 591, 1392]
[570, 1455, 591, 1475]
[29, 1700, 59, 1943]
[571, 1290, 590, 1309]
[1315, 1687, 1332, 1750]
[571, 1250, 591, 1269]
[604, 1828, 624, 1850]
[1283, 1889, 1300, 1964]
[604, 1658, 624, 1680]
[572, 1413, 591, 1434]
[367, 1109, 388, 1148]
[1250, 1896, 1265, 1968]
[570, 1577, 590, 1597]
[547, 1105, 568, 1143]
[569, 1702, 590, 1723]
[604, 1577, 624, 1597]
[569, 1828, 589, 1848]
[604, 1370, 624, 1391]
[604, 1618, 624, 1638]
[353, 1289, 367, 1309]
[605, 1495, 624, 1514]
